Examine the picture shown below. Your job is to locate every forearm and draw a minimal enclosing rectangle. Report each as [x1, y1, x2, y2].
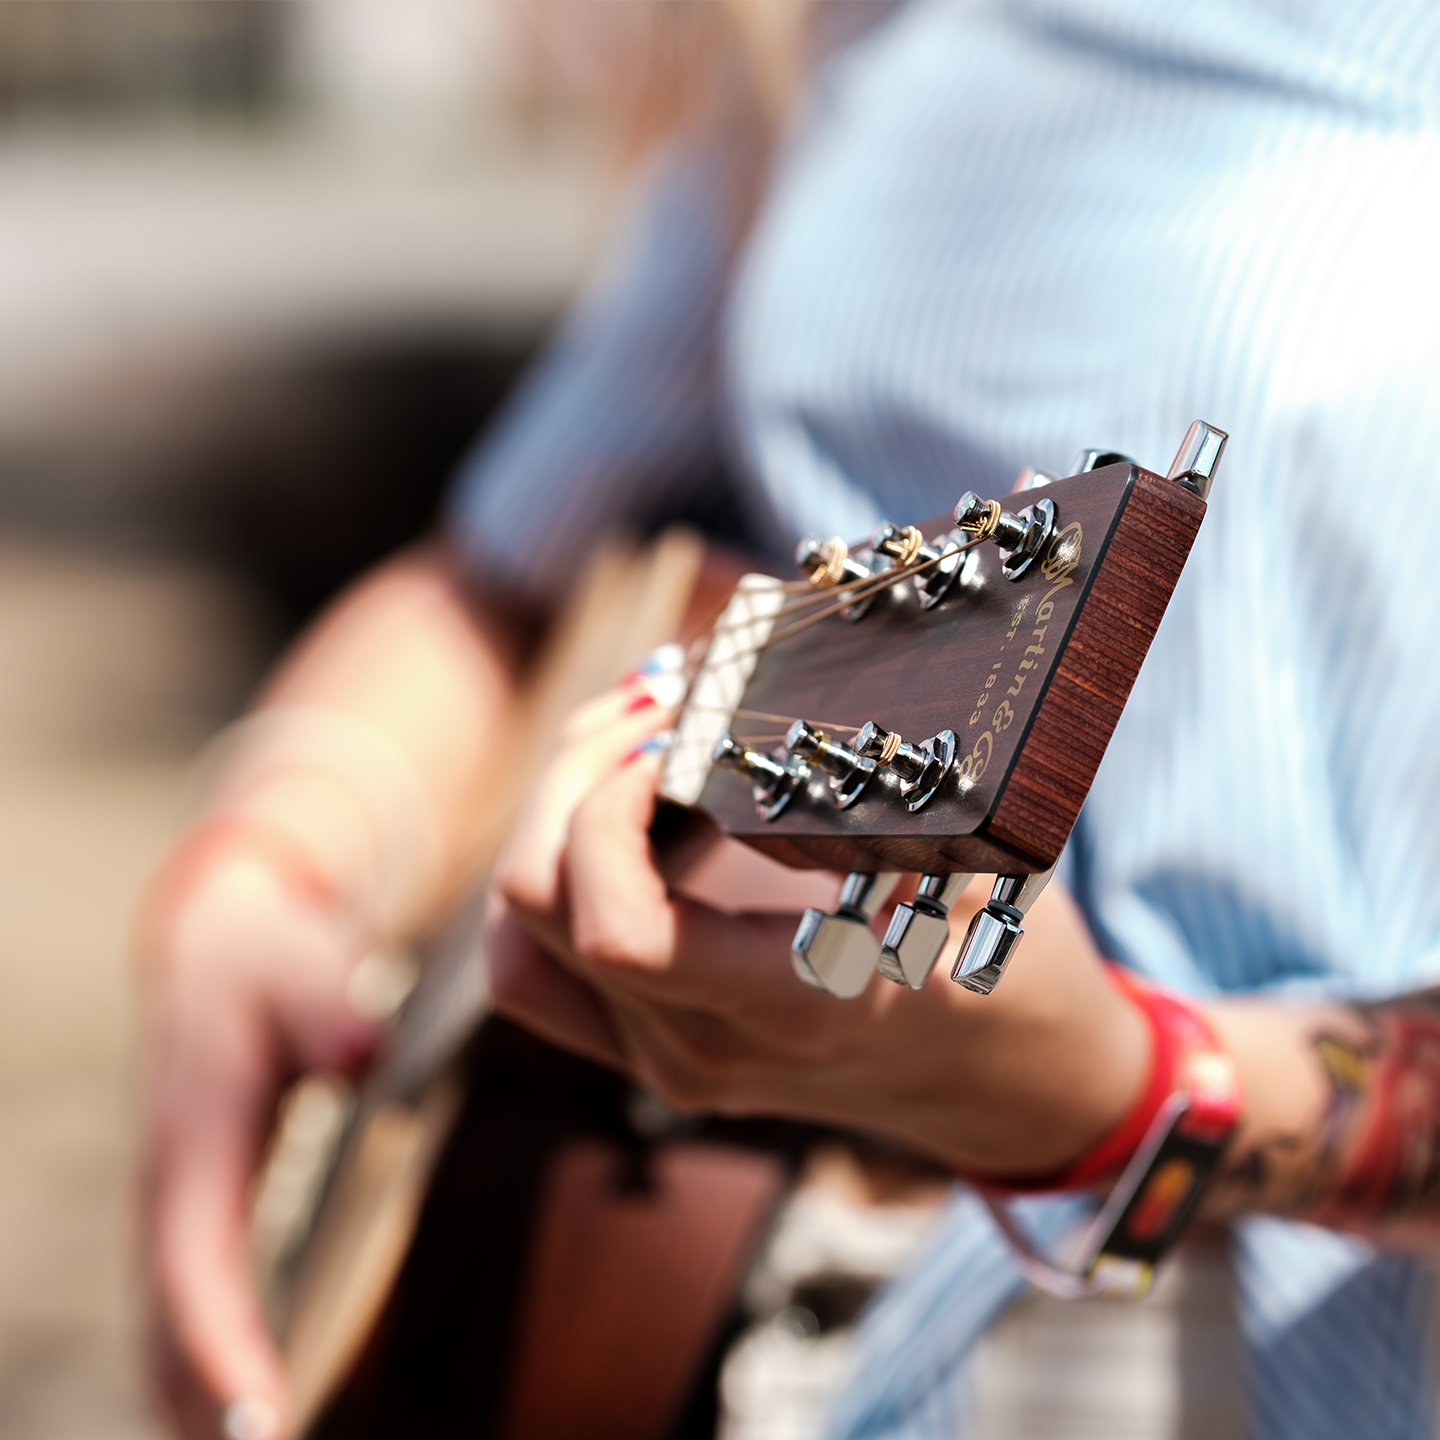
[195, 545, 529, 937]
[1205, 991, 1440, 1243]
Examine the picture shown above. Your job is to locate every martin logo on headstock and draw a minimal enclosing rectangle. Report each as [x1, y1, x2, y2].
[660, 421, 1226, 1002]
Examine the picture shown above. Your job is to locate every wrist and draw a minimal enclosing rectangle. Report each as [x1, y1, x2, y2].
[971, 968, 1243, 1299]
[191, 706, 445, 936]
[937, 947, 1150, 1178]
[963, 966, 1241, 1193]
[140, 815, 344, 967]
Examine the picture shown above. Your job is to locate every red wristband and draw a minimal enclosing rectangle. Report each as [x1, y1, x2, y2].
[140, 816, 338, 959]
[968, 963, 1240, 1194]
[965, 965, 1242, 1299]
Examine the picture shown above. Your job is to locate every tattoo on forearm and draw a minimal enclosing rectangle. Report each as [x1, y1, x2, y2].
[1215, 992, 1440, 1234]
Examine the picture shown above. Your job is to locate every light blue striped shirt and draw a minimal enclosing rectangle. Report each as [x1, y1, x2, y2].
[450, 2, 1440, 1433]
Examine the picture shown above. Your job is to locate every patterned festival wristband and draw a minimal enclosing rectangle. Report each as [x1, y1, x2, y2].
[972, 965, 1242, 1300]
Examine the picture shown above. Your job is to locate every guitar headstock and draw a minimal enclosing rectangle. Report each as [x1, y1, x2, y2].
[659, 422, 1225, 998]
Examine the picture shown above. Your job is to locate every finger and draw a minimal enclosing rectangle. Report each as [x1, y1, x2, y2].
[498, 705, 674, 918]
[563, 750, 676, 972]
[565, 757, 857, 1022]
[558, 646, 686, 743]
[487, 904, 627, 1070]
[145, 1005, 289, 1438]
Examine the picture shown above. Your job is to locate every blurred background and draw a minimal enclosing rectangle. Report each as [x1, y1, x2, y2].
[0, 4, 613, 1433]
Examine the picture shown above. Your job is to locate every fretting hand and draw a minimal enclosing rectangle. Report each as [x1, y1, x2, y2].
[493, 686, 1151, 1176]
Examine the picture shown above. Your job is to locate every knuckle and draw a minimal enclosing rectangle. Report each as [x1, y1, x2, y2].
[575, 913, 665, 972]
[496, 863, 551, 920]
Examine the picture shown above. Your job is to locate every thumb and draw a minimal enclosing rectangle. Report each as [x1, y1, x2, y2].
[146, 1010, 291, 1439]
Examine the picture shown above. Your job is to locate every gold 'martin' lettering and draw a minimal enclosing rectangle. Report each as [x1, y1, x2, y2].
[959, 522, 1083, 791]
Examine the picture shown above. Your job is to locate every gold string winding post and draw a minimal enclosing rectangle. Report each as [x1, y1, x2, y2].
[804, 536, 850, 589]
[762, 545, 967, 646]
[877, 525, 924, 569]
[954, 498, 1002, 544]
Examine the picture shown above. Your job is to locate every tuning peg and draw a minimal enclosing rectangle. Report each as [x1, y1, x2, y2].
[951, 866, 1056, 995]
[792, 871, 900, 998]
[785, 720, 876, 808]
[1014, 465, 1057, 491]
[795, 536, 879, 621]
[712, 734, 808, 822]
[1069, 447, 1135, 475]
[854, 721, 956, 811]
[878, 871, 973, 989]
[952, 492, 1057, 581]
[870, 521, 971, 609]
[1166, 420, 1227, 500]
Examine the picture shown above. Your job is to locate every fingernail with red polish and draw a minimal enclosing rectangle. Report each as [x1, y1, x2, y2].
[627, 643, 688, 709]
[625, 730, 675, 764]
[625, 692, 658, 713]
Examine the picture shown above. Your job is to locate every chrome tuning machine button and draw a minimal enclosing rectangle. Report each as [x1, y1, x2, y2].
[1165, 420, 1227, 500]
[879, 871, 973, 989]
[795, 536, 878, 621]
[1069, 447, 1136, 475]
[712, 734, 808, 822]
[792, 870, 900, 998]
[871, 521, 972, 610]
[951, 866, 1056, 995]
[952, 492, 1056, 581]
[854, 721, 956, 812]
[785, 720, 875, 808]
[1014, 465, 1057, 491]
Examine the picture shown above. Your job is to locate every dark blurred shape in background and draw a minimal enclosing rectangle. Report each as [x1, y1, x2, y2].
[0, 2, 286, 118]
[0, 1, 617, 628]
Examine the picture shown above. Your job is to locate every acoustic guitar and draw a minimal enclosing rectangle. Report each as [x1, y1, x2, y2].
[261, 420, 1224, 1436]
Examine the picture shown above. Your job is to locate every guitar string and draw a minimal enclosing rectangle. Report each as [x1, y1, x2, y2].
[764, 549, 960, 647]
[673, 535, 984, 754]
[736, 706, 859, 730]
[673, 554, 881, 664]
[681, 704, 861, 733]
[700, 548, 935, 636]
[704, 536, 983, 646]
[672, 552, 922, 715]
[701, 546, 949, 639]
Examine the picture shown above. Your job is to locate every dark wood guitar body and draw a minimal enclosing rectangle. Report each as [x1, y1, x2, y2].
[310, 1020, 800, 1440]
[702, 463, 1203, 876]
